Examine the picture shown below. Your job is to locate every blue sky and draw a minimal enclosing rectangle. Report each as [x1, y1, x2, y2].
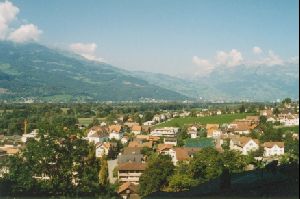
[1, 0, 299, 75]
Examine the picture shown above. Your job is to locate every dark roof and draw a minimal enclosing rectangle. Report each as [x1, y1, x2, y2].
[123, 147, 142, 155]
[118, 162, 147, 171]
[117, 154, 143, 164]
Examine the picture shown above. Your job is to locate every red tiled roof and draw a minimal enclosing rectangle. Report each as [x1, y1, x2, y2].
[157, 144, 173, 152]
[109, 125, 122, 133]
[118, 182, 139, 194]
[263, 142, 284, 148]
[132, 125, 142, 131]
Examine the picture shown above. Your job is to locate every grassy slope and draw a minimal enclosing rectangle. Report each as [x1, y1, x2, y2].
[155, 113, 254, 128]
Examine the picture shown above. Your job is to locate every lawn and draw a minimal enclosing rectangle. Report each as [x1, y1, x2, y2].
[184, 137, 215, 148]
[155, 113, 254, 128]
[78, 117, 102, 127]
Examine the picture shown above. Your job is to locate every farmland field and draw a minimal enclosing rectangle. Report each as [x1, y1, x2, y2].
[155, 113, 254, 128]
[78, 117, 104, 126]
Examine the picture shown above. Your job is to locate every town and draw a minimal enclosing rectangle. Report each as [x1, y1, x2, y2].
[0, 99, 298, 198]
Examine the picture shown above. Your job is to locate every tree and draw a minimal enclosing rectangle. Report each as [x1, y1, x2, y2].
[99, 156, 108, 186]
[239, 105, 246, 113]
[259, 115, 267, 124]
[139, 154, 175, 197]
[168, 173, 198, 192]
[273, 107, 280, 116]
[282, 98, 292, 105]
[219, 150, 249, 191]
[2, 132, 107, 197]
[189, 147, 222, 181]
[168, 162, 197, 192]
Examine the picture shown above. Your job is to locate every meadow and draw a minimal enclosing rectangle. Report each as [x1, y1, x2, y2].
[155, 113, 254, 128]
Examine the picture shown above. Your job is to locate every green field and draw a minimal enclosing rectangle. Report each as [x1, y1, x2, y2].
[155, 113, 254, 128]
[185, 137, 215, 148]
[78, 117, 104, 127]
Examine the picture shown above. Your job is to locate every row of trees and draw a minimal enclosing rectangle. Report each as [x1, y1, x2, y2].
[0, 130, 116, 197]
[139, 148, 251, 197]
[0, 101, 280, 135]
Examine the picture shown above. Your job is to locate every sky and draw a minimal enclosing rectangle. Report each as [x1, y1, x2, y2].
[0, 0, 299, 76]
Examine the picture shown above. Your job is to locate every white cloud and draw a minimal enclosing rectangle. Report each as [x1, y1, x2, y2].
[193, 47, 297, 77]
[216, 49, 243, 67]
[259, 50, 284, 66]
[69, 42, 104, 62]
[0, 1, 42, 42]
[8, 24, 42, 43]
[253, 46, 262, 54]
[288, 56, 299, 64]
[0, 0, 19, 39]
[192, 56, 214, 76]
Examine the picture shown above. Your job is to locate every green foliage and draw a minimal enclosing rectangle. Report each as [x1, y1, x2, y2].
[282, 98, 292, 104]
[168, 173, 198, 192]
[259, 115, 267, 124]
[139, 154, 175, 197]
[1, 132, 111, 197]
[189, 148, 222, 181]
[99, 156, 108, 186]
[221, 150, 248, 173]
[0, 42, 186, 102]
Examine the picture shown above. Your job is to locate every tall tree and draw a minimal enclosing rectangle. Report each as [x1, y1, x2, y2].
[139, 154, 174, 197]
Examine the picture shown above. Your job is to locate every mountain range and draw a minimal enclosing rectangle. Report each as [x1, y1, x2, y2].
[0, 42, 298, 102]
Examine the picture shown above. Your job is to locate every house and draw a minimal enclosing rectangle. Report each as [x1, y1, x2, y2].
[187, 126, 198, 139]
[123, 147, 142, 155]
[117, 153, 143, 164]
[292, 134, 299, 140]
[124, 122, 140, 128]
[118, 182, 140, 199]
[143, 121, 155, 126]
[128, 140, 153, 148]
[263, 142, 284, 157]
[169, 147, 200, 165]
[207, 128, 222, 139]
[21, 129, 38, 143]
[267, 117, 277, 123]
[245, 116, 260, 125]
[150, 127, 179, 137]
[278, 114, 299, 126]
[109, 125, 123, 140]
[152, 115, 161, 123]
[216, 110, 222, 115]
[179, 111, 190, 117]
[156, 144, 174, 155]
[131, 125, 142, 135]
[86, 126, 109, 143]
[229, 120, 257, 135]
[260, 110, 273, 117]
[95, 142, 112, 158]
[118, 162, 147, 184]
[206, 124, 220, 130]
[164, 137, 177, 146]
[0, 145, 20, 156]
[230, 136, 259, 155]
[121, 136, 129, 145]
[135, 135, 149, 141]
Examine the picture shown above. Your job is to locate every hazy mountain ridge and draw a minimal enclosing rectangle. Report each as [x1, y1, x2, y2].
[0, 42, 298, 102]
[0, 42, 187, 102]
[132, 64, 299, 101]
